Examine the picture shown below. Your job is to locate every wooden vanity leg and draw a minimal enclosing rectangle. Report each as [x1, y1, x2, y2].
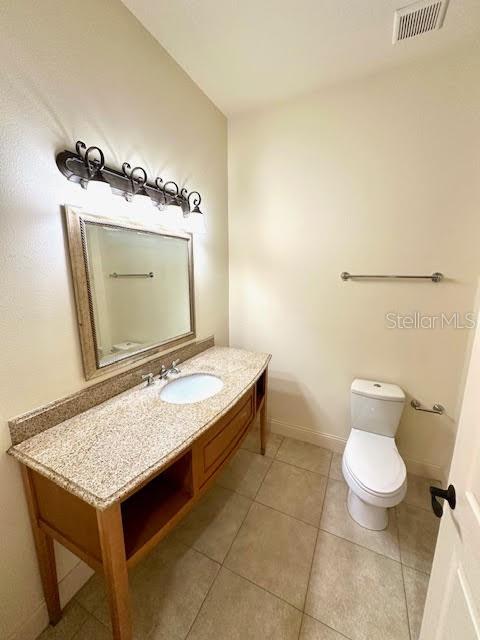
[260, 369, 268, 456]
[21, 466, 62, 625]
[97, 504, 132, 640]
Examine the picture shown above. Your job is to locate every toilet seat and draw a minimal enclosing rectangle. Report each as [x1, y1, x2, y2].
[343, 429, 407, 508]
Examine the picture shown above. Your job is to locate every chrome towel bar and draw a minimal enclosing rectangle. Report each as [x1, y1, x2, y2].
[340, 272, 443, 282]
[109, 272, 154, 278]
[411, 400, 445, 415]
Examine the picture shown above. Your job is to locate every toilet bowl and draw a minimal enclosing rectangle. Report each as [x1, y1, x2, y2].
[343, 379, 407, 531]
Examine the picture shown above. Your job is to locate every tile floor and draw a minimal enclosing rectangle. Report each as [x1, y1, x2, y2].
[38, 428, 440, 640]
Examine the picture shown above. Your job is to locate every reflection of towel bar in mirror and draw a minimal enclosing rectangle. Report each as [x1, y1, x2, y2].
[109, 272, 154, 278]
[341, 271, 443, 282]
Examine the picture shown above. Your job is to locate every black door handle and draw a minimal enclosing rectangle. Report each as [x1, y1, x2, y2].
[430, 485, 456, 518]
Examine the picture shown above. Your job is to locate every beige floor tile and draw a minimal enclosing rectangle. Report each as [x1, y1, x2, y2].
[276, 438, 332, 475]
[328, 452, 344, 482]
[404, 474, 441, 511]
[320, 479, 400, 560]
[256, 460, 327, 526]
[83, 537, 219, 640]
[37, 601, 89, 640]
[300, 615, 349, 639]
[397, 503, 439, 574]
[305, 531, 409, 640]
[75, 574, 105, 614]
[217, 448, 272, 498]
[131, 540, 220, 639]
[187, 567, 302, 640]
[174, 484, 252, 562]
[403, 565, 430, 640]
[225, 502, 317, 608]
[149, 626, 180, 640]
[71, 616, 110, 640]
[241, 426, 284, 458]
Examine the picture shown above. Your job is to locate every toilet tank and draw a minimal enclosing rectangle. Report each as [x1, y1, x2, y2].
[350, 379, 405, 437]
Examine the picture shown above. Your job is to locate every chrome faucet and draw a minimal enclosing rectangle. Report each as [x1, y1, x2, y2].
[141, 373, 155, 387]
[159, 359, 181, 379]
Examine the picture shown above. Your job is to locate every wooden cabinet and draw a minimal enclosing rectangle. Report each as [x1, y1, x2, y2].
[21, 369, 268, 640]
[195, 388, 254, 488]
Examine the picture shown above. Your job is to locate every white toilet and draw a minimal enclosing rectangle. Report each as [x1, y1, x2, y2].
[342, 378, 407, 531]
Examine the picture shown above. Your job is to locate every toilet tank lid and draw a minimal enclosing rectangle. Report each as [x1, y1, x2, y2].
[351, 379, 405, 402]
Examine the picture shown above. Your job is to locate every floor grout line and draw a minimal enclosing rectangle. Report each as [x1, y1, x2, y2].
[69, 608, 110, 640]
[317, 526, 402, 564]
[300, 515, 321, 638]
[243, 435, 376, 486]
[218, 453, 438, 574]
[226, 480, 405, 566]
[222, 565, 306, 613]
[180, 440, 322, 637]
[249, 498, 318, 531]
[194, 444, 433, 638]
[182, 491, 432, 582]
[401, 563, 414, 640]
[273, 443, 334, 477]
[72, 436, 437, 640]
[254, 493, 324, 528]
[299, 453, 335, 639]
[394, 500, 414, 640]
[183, 517, 309, 617]
[183, 470, 260, 640]
[269, 455, 334, 480]
[302, 614, 353, 640]
[183, 560, 222, 640]
[300, 506, 365, 640]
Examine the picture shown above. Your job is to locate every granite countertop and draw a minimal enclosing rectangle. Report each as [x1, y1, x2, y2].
[9, 347, 270, 510]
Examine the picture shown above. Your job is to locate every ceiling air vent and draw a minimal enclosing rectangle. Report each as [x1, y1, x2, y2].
[393, 0, 449, 43]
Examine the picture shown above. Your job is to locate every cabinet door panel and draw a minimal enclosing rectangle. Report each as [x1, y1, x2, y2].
[196, 390, 254, 487]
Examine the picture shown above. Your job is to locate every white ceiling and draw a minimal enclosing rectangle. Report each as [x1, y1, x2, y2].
[122, 0, 480, 115]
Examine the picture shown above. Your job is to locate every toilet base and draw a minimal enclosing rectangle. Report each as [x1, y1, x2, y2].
[347, 488, 388, 531]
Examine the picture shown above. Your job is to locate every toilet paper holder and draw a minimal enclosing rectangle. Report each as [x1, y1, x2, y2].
[411, 399, 444, 415]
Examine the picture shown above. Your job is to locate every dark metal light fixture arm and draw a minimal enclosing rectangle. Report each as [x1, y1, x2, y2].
[55, 141, 204, 214]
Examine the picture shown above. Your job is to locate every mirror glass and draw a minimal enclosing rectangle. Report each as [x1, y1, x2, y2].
[83, 221, 194, 368]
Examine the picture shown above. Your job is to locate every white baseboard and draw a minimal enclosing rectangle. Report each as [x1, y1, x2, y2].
[270, 418, 347, 454]
[8, 561, 94, 640]
[270, 418, 445, 482]
[400, 457, 445, 484]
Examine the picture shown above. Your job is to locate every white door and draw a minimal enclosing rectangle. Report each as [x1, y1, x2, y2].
[420, 318, 480, 638]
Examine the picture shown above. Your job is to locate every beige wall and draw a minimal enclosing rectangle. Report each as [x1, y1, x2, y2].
[229, 44, 480, 479]
[0, 1, 228, 638]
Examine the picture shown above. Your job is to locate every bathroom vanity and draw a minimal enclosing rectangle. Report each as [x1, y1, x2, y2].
[8, 346, 270, 640]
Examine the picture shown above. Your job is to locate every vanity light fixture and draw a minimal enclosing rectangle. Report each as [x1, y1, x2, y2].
[186, 191, 206, 233]
[122, 163, 152, 213]
[161, 180, 184, 229]
[121, 163, 148, 202]
[56, 140, 206, 231]
[76, 141, 105, 188]
[75, 142, 111, 203]
[77, 143, 109, 196]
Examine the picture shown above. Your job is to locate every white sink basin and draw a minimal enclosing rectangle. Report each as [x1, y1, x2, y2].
[160, 373, 224, 404]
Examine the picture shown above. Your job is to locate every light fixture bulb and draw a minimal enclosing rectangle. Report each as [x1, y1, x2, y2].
[132, 192, 153, 214]
[84, 180, 112, 210]
[86, 180, 110, 196]
[184, 210, 206, 234]
[160, 203, 183, 230]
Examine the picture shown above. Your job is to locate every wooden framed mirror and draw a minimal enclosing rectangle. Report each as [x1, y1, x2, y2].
[65, 206, 195, 379]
